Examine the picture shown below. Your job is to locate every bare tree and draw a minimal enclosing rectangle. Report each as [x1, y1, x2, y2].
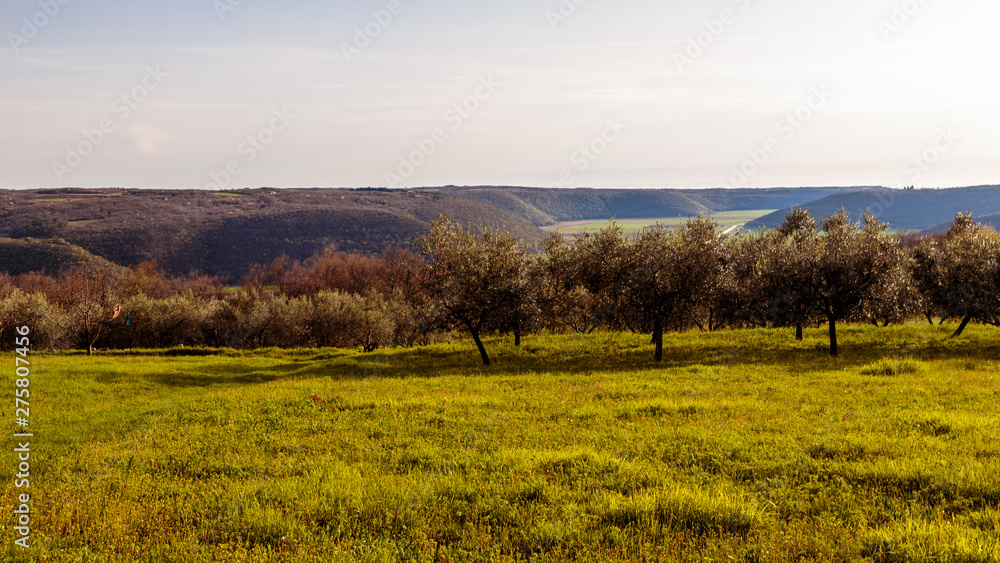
[118, 261, 172, 299]
[56, 265, 122, 355]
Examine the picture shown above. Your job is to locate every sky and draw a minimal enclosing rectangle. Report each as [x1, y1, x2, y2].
[1, 0, 999, 190]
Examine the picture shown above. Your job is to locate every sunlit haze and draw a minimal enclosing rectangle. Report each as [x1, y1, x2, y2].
[2, 0, 998, 189]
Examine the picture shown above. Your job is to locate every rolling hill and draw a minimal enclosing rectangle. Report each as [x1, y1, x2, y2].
[0, 237, 115, 276]
[745, 186, 1000, 232]
[924, 210, 1000, 234]
[5, 185, 999, 281]
[0, 188, 547, 281]
[435, 186, 864, 226]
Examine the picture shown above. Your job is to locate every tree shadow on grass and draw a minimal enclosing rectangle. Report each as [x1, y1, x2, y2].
[272, 337, 835, 381]
[334, 329, 1000, 381]
[146, 362, 307, 388]
[102, 326, 1000, 386]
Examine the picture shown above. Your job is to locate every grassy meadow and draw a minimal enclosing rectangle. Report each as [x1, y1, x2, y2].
[540, 210, 777, 236]
[3, 325, 1000, 562]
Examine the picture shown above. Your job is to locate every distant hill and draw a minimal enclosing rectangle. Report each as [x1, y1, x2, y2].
[6, 185, 992, 281]
[0, 237, 114, 276]
[436, 186, 864, 226]
[745, 186, 1000, 232]
[0, 188, 546, 281]
[924, 211, 1000, 234]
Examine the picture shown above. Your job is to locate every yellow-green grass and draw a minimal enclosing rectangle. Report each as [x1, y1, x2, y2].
[541, 210, 776, 236]
[3, 324, 1000, 561]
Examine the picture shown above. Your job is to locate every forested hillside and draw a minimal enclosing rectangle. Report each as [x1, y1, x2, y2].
[4, 186, 999, 281]
[0, 237, 113, 276]
[437, 186, 863, 226]
[0, 188, 545, 280]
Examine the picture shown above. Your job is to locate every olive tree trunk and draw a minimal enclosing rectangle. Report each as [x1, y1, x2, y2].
[952, 313, 974, 338]
[653, 318, 664, 362]
[466, 321, 490, 366]
[827, 314, 838, 357]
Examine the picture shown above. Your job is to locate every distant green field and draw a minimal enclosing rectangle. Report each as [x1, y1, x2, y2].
[4, 325, 999, 561]
[541, 210, 777, 236]
[66, 219, 101, 227]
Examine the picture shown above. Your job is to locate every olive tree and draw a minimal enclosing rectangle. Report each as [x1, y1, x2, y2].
[856, 256, 921, 328]
[814, 210, 902, 356]
[418, 217, 532, 365]
[915, 213, 1000, 337]
[102, 293, 214, 349]
[626, 216, 725, 361]
[753, 208, 823, 341]
[534, 232, 607, 334]
[909, 235, 949, 324]
[343, 289, 397, 353]
[709, 233, 773, 331]
[562, 222, 634, 333]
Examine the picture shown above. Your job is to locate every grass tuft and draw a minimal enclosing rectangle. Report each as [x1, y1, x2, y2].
[860, 357, 925, 376]
[863, 519, 1000, 562]
[597, 487, 761, 537]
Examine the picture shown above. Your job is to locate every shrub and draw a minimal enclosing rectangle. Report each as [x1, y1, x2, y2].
[206, 291, 271, 349]
[263, 295, 312, 348]
[101, 293, 216, 349]
[0, 290, 68, 350]
[310, 290, 395, 352]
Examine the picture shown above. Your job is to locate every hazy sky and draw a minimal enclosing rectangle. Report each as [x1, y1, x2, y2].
[2, 0, 998, 189]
